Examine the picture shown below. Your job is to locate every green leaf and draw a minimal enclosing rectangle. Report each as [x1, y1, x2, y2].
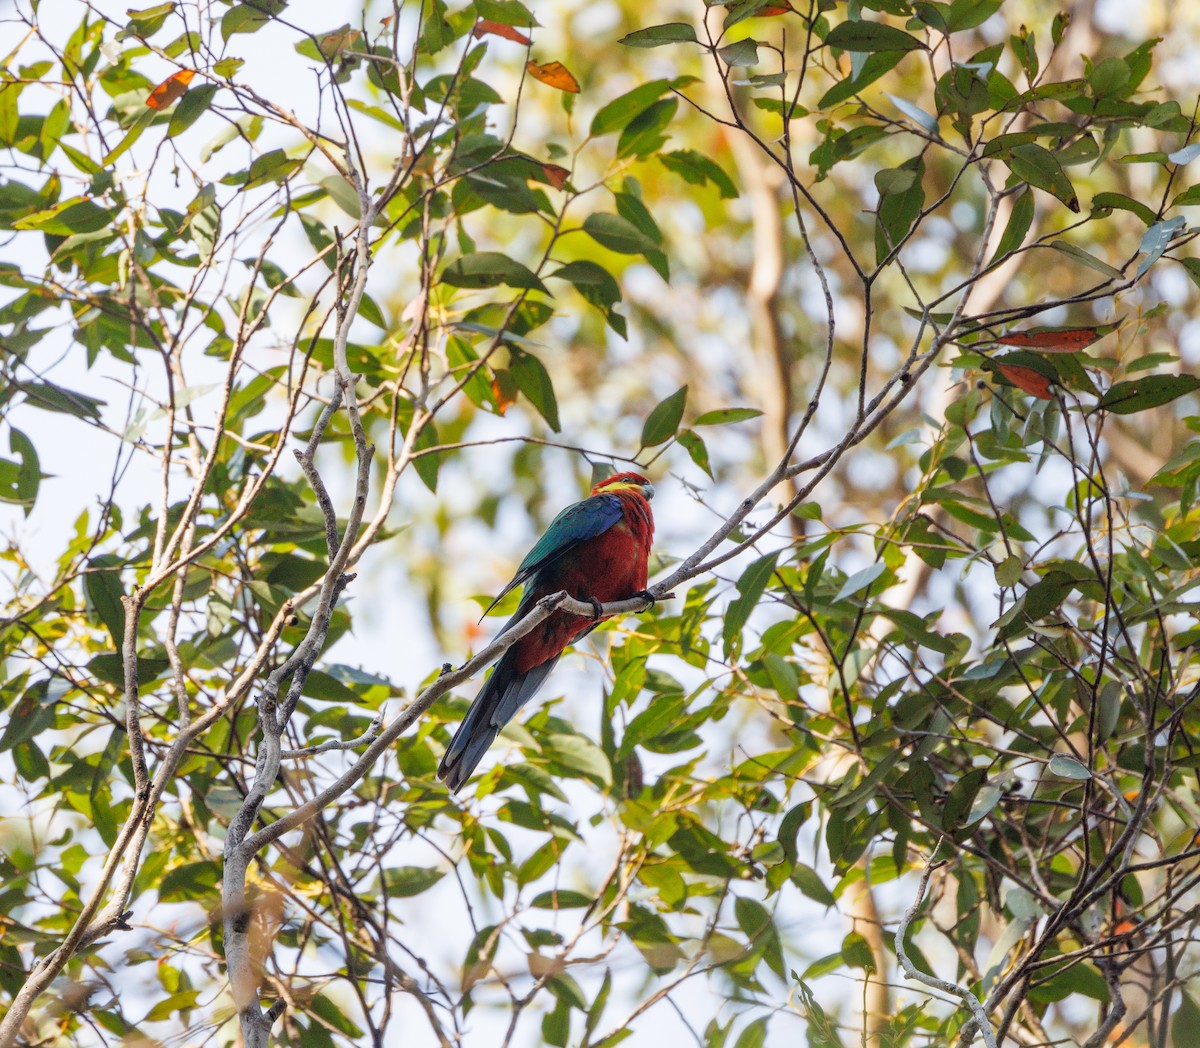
[1049, 240, 1123, 279]
[531, 889, 594, 908]
[145, 990, 203, 1023]
[886, 93, 938, 133]
[617, 693, 685, 760]
[0, 427, 41, 511]
[1006, 142, 1079, 212]
[17, 381, 105, 419]
[941, 768, 986, 832]
[659, 150, 738, 198]
[987, 188, 1033, 266]
[543, 997, 570, 1047]
[875, 157, 925, 263]
[826, 20, 925, 53]
[549, 261, 625, 337]
[382, 866, 446, 897]
[412, 417, 440, 492]
[475, 0, 540, 25]
[995, 555, 1023, 587]
[619, 23, 698, 48]
[99, 108, 158, 166]
[790, 864, 835, 907]
[123, 2, 176, 37]
[1091, 190, 1157, 225]
[87, 654, 170, 687]
[583, 212, 660, 256]
[641, 385, 688, 447]
[834, 562, 886, 603]
[542, 733, 612, 785]
[841, 931, 876, 971]
[221, 0, 286, 41]
[295, 25, 362, 63]
[1136, 216, 1186, 278]
[242, 148, 303, 188]
[1048, 753, 1091, 779]
[168, 83, 219, 138]
[159, 861, 219, 902]
[677, 429, 712, 477]
[1096, 680, 1122, 743]
[590, 79, 675, 137]
[443, 252, 549, 293]
[85, 557, 126, 648]
[946, 0, 1002, 31]
[723, 552, 779, 659]
[819, 50, 904, 108]
[510, 351, 560, 431]
[1098, 374, 1200, 415]
[1172, 994, 1200, 1048]
[735, 896, 784, 976]
[733, 1017, 768, 1048]
[618, 98, 677, 160]
[694, 407, 762, 425]
[717, 38, 760, 67]
[13, 197, 114, 235]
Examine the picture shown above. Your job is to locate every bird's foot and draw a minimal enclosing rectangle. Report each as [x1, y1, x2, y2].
[586, 596, 604, 620]
[633, 589, 657, 610]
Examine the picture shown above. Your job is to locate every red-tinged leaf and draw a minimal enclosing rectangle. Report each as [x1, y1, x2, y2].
[491, 370, 518, 415]
[994, 324, 1117, 352]
[540, 163, 570, 190]
[526, 59, 579, 93]
[996, 364, 1054, 399]
[474, 19, 531, 44]
[146, 69, 196, 110]
[759, 3, 793, 13]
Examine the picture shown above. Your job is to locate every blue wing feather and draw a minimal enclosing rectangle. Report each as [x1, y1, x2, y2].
[482, 493, 623, 616]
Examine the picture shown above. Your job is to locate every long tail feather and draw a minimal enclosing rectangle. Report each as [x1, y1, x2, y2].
[438, 651, 561, 791]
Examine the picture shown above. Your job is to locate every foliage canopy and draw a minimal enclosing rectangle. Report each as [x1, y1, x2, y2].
[3, 0, 1200, 1045]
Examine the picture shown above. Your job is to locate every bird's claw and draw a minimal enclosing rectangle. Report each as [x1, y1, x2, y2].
[587, 596, 604, 620]
[633, 589, 657, 610]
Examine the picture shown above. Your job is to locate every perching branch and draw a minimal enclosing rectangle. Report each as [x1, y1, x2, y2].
[895, 846, 997, 1048]
[221, 363, 375, 1045]
[220, 156, 382, 1045]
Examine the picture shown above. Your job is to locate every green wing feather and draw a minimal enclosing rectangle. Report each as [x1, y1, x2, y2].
[481, 493, 624, 617]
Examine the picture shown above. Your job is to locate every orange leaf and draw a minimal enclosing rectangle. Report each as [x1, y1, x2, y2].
[474, 19, 532, 44]
[491, 371, 518, 415]
[996, 363, 1054, 399]
[540, 163, 570, 189]
[146, 69, 196, 111]
[759, 2, 794, 13]
[526, 59, 579, 93]
[994, 325, 1113, 352]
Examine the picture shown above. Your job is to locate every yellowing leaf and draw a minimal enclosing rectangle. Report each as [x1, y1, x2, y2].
[146, 69, 196, 110]
[526, 59, 579, 93]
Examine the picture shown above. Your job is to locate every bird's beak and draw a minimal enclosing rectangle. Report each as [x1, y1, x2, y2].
[643, 481, 655, 500]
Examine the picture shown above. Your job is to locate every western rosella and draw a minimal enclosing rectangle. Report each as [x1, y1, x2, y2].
[438, 471, 656, 791]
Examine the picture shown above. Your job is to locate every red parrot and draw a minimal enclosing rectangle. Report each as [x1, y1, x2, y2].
[438, 471, 656, 791]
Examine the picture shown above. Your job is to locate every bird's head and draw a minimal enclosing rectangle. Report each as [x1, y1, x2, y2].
[592, 471, 655, 501]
